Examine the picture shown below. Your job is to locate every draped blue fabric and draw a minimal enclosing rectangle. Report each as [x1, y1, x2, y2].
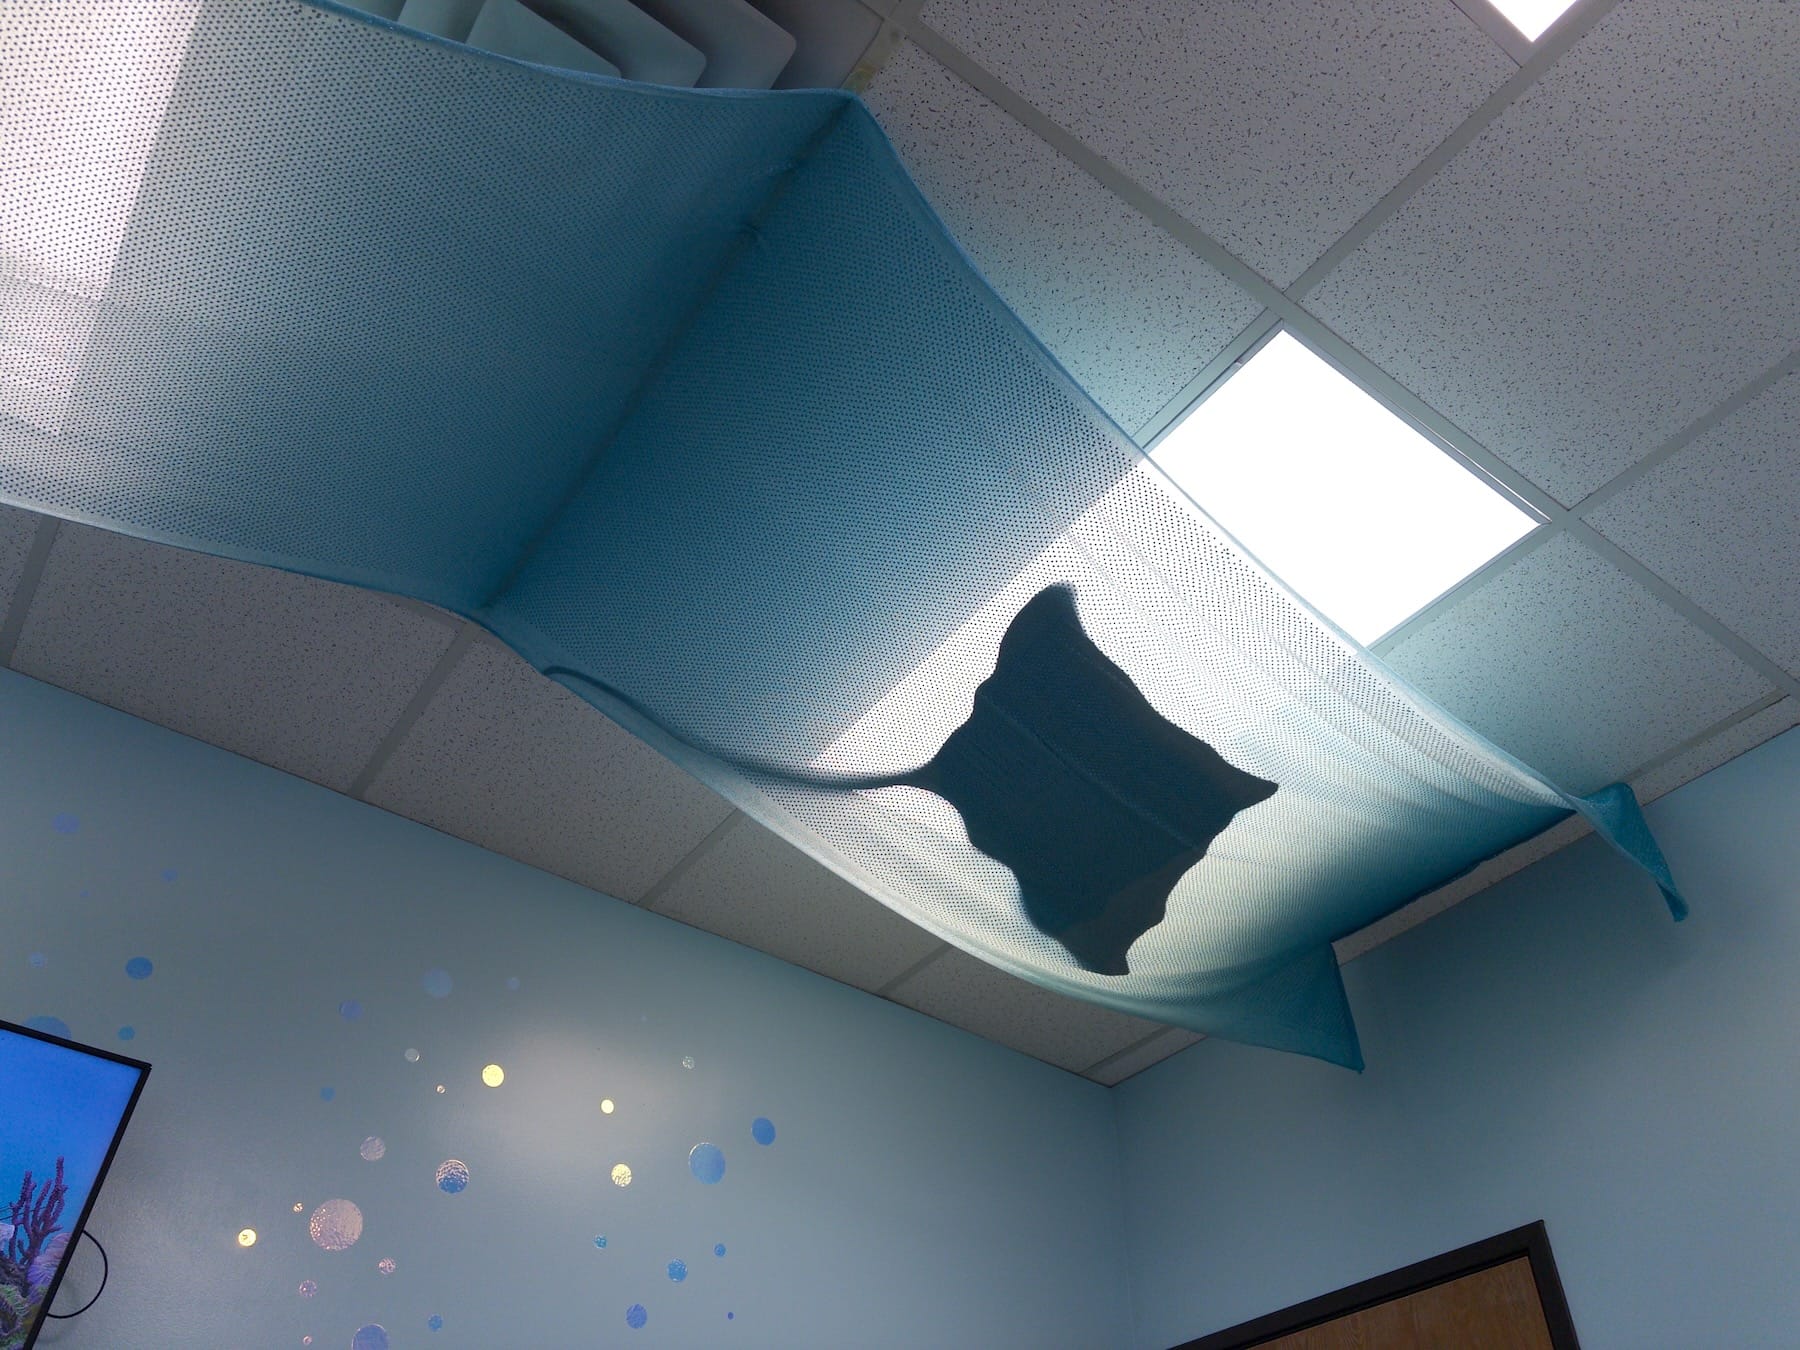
[0, 0, 1683, 1067]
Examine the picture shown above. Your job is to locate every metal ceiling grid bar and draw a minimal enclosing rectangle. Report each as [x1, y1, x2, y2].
[1079, 1024, 1192, 1080]
[1449, 0, 1535, 65]
[1284, 0, 1621, 303]
[0, 514, 59, 668]
[345, 621, 479, 799]
[1627, 689, 1794, 795]
[1569, 346, 1800, 521]
[1370, 522, 1558, 656]
[1132, 311, 1281, 449]
[634, 808, 745, 911]
[875, 942, 948, 996]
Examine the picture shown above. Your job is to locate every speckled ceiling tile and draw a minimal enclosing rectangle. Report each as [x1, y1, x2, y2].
[0, 504, 39, 622]
[647, 815, 944, 992]
[11, 524, 458, 790]
[1382, 533, 1771, 795]
[886, 946, 1167, 1073]
[863, 41, 1263, 436]
[363, 638, 734, 902]
[1306, 1, 1800, 505]
[1588, 370, 1800, 677]
[915, 0, 1515, 286]
[1086, 1027, 1203, 1087]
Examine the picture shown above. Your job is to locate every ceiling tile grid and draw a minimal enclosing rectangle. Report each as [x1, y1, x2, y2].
[1087, 1027, 1205, 1087]
[10, 524, 460, 791]
[913, 0, 1518, 285]
[362, 638, 735, 902]
[862, 40, 1264, 436]
[1381, 533, 1773, 794]
[0, 504, 39, 619]
[1303, 0, 1800, 505]
[1586, 369, 1800, 676]
[884, 946, 1170, 1074]
[645, 812, 946, 991]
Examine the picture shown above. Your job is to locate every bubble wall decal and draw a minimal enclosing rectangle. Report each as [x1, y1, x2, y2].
[610, 1163, 632, 1188]
[600, 1099, 615, 1115]
[303, 1338, 312, 1346]
[435, 1084, 446, 1094]
[28, 953, 46, 969]
[320, 1087, 335, 1102]
[668, 1259, 687, 1283]
[714, 1244, 726, 1258]
[159, 867, 178, 883]
[626, 1304, 647, 1330]
[751, 1117, 776, 1146]
[428, 1315, 443, 1332]
[421, 968, 453, 998]
[593, 1235, 608, 1249]
[360, 1136, 386, 1162]
[125, 956, 153, 979]
[237, 1228, 257, 1248]
[298, 1280, 317, 1298]
[681, 1056, 695, 1070]
[338, 1000, 362, 1021]
[506, 976, 520, 991]
[351, 1325, 389, 1350]
[294, 1203, 305, 1213]
[52, 812, 79, 833]
[308, 1199, 363, 1252]
[404, 1048, 420, 1063]
[118, 1027, 135, 1041]
[688, 1143, 725, 1185]
[435, 1159, 470, 1194]
[377, 1257, 396, 1276]
[25, 1016, 69, 1038]
[481, 1063, 504, 1087]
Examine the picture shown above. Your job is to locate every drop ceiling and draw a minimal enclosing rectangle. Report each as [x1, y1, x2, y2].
[3, 0, 1796, 1084]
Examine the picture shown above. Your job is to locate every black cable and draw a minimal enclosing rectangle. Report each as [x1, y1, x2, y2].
[44, 1229, 108, 1319]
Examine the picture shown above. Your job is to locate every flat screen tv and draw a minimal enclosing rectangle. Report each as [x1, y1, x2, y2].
[0, 1017, 148, 1349]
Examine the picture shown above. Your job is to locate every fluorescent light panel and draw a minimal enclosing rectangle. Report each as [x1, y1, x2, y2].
[1151, 332, 1537, 644]
[1488, 0, 1578, 41]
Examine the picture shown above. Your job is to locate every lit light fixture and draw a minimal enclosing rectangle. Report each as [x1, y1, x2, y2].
[1487, 0, 1578, 42]
[1150, 332, 1537, 644]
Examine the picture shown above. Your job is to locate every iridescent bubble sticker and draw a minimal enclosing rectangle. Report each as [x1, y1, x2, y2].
[481, 1063, 504, 1087]
[688, 1143, 725, 1185]
[298, 1280, 317, 1299]
[428, 1315, 443, 1332]
[294, 1203, 305, 1213]
[124, 956, 153, 980]
[377, 1257, 396, 1276]
[25, 1016, 69, 1039]
[421, 969, 452, 999]
[626, 1305, 647, 1330]
[667, 1259, 687, 1283]
[237, 1228, 257, 1248]
[610, 1164, 632, 1188]
[308, 1199, 363, 1252]
[593, 1236, 608, 1249]
[52, 813, 79, 833]
[404, 1048, 420, 1063]
[751, 1117, 776, 1146]
[714, 1244, 726, 1258]
[681, 1056, 695, 1070]
[728, 1312, 735, 1321]
[338, 1000, 363, 1022]
[505, 976, 520, 991]
[302, 1338, 313, 1346]
[28, 953, 46, 969]
[320, 1087, 335, 1102]
[351, 1325, 389, 1350]
[118, 1027, 135, 1041]
[360, 1137, 386, 1162]
[435, 1159, 470, 1194]
[160, 867, 178, 883]
[435, 1084, 446, 1095]
[600, 1099, 615, 1115]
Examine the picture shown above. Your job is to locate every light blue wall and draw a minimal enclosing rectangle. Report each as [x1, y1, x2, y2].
[1116, 724, 1800, 1349]
[2, 669, 1131, 1349]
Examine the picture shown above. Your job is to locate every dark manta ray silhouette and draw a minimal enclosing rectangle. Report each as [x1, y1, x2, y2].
[891, 585, 1278, 975]
[551, 584, 1276, 976]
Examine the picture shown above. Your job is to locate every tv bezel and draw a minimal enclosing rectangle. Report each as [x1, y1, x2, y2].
[0, 1015, 150, 1349]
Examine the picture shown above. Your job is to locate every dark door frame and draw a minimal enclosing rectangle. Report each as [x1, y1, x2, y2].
[1172, 1220, 1580, 1349]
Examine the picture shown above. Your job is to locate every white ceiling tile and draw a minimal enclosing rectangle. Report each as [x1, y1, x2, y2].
[1086, 1027, 1203, 1087]
[1382, 534, 1772, 794]
[1306, 1, 1800, 504]
[886, 946, 1167, 1073]
[363, 638, 733, 901]
[12, 525, 456, 789]
[1632, 700, 1800, 807]
[648, 814, 944, 990]
[0, 504, 39, 621]
[916, 0, 1515, 285]
[1588, 371, 1800, 676]
[863, 41, 1262, 436]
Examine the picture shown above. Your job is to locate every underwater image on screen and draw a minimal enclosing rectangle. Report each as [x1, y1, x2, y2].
[0, 1022, 145, 1349]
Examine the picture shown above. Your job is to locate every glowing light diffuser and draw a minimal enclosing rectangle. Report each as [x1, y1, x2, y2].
[1488, 0, 1578, 42]
[1151, 332, 1537, 643]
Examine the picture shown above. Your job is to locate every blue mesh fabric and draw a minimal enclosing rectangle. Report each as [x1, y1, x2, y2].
[0, 0, 1683, 1067]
